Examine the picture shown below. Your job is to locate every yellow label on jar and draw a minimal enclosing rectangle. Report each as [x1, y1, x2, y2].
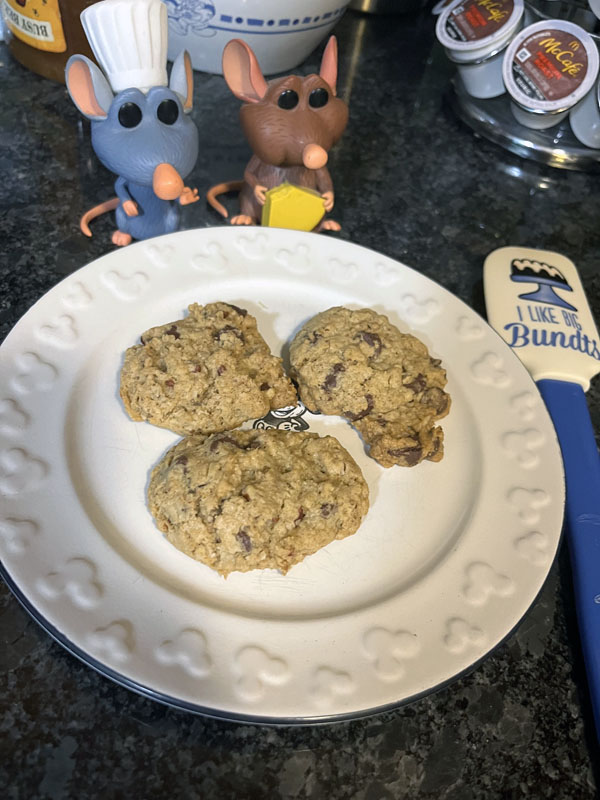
[3, 0, 67, 53]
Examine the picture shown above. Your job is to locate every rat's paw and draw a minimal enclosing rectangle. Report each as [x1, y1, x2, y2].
[231, 215, 254, 226]
[180, 187, 199, 206]
[122, 200, 138, 217]
[322, 191, 334, 212]
[318, 219, 341, 232]
[112, 230, 133, 246]
[254, 185, 267, 205]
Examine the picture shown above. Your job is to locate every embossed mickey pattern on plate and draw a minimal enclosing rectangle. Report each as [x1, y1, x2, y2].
[101, 270, 150, 301]
[191, 242, 229, 274]
[36, 314, 79, 348]
[36, 558, 103, 610]
[0, 448, 47, 494]
[470, 352, 512, 387]
[443, 618, 486, 654]
[0, 517, 38, 556]
[362, 628, 420, 682]
[155, 629, 212, 678]
[0, 227, 564, 722]
[462, 562, 514, 606]
[456, 315, 485, 341]
[62, 282, 93, 310]
[144, 241, 176, 269]
[399, 294, 440, 325]
[234, 646, 289, 702]
[86, 620, 135, 663]
[310, 667, 355, 707]
[276, 243, 312, 275]
[501, 429, 545, 469]
[11, 352, 58, 394]
[507, 487, 550, 524]
[0, 398, 29, 436]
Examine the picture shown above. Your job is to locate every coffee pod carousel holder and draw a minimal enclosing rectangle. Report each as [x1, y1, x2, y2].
[445, 0, 600, 171]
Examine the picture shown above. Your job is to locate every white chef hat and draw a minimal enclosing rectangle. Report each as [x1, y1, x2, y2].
[81, 0, 168, 94]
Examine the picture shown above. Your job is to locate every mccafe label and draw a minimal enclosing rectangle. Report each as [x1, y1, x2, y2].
[510, 28, 589, 102]
[444, 0, 516, 43]
[503, 21, 599, 111]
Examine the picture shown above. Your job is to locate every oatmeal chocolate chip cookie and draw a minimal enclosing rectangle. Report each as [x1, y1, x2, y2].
[289, 307, 450, 468]
[120, 302, 297, 435]
[147, 429, 370, 576]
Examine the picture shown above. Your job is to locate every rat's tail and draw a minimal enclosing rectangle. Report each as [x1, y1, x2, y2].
[206, 181, 243, 218]
[80, 198, 120, 237]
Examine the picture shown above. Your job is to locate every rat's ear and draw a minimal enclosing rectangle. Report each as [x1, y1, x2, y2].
[65, 55, 113, 120]
[222, 39, 268, 103]
[319, 36, 338, 96]
[170, 50, 194, 113]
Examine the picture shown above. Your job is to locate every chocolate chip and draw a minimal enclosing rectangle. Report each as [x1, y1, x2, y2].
[427, 434, 442, 459]
[320, 503, 336, 518]
[210, 435, 260, 452]
[237, 528, 252, 552]
[214, 325, 244, 342]
[217, 365, 226, 375]
[359, 331, 382, 357]
[165, 379, 175, 388]
[260, 382, 270, 391]
[165, 325, 181, 340]
[295, 507, 305, 524]
[387, 445, 422, 466]
[404, 374, 426, 393]
[344, 393, 374, 422]
[421, 387, 449, 415]
[307, 331, 322, 345]
[241, 492, 250, 502]
[194, 365, 203, 373]
[321, 363, 345, 391]
[210, 435, 239, 452]
[213, 499, 225, 517]
[225, 303, 248, 316]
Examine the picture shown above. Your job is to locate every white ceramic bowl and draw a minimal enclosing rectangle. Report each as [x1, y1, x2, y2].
[164, 0, 350, 75]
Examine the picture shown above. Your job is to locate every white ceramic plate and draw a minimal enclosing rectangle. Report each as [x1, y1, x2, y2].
[0, 227, 564, 723]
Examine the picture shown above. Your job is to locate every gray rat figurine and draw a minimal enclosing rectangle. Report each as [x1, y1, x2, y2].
[207, 36, 348, 232]
[66, 0, 199, 246]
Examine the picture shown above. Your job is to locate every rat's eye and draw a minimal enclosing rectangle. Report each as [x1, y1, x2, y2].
[309, 88, 329, 108]
[277, 89, 299, 110]
[157, 99, 179, 125]
[118, 102, 142, 128]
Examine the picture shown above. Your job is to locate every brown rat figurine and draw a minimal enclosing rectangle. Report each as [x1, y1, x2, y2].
[207, 36, 348, 231]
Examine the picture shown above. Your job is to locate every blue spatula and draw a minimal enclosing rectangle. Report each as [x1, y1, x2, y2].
[484, 246, 600, 738]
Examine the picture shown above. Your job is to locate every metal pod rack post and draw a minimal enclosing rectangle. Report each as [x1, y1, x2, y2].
[447, 0, 600, 171]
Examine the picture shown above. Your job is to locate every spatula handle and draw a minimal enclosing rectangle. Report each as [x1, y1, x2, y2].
[537, 379, 600, 736]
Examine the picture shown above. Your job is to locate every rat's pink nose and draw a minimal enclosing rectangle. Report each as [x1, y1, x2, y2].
[302, 144, 328, 170]
[152, 163, 184, 200]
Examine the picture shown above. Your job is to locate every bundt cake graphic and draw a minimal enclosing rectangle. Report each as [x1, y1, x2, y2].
[510, 258, 577, 311]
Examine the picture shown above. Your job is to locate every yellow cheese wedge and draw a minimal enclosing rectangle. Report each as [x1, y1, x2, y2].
[261, 182, 325, 231]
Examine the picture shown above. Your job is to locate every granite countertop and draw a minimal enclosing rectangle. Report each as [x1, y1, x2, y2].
[1, 7, 600, 799]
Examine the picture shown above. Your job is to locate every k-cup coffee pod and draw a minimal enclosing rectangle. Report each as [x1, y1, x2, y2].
[502, 19, 600, 130]
[436, 0, 526, 99]
[569, 77, 600, 148]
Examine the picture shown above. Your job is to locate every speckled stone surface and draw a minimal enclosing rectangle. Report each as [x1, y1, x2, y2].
[1, 7, 600, 799]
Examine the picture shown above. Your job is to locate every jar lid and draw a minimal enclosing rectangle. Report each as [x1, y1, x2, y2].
[502, 19, 600, 114]
[436, 0, 524, 53]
